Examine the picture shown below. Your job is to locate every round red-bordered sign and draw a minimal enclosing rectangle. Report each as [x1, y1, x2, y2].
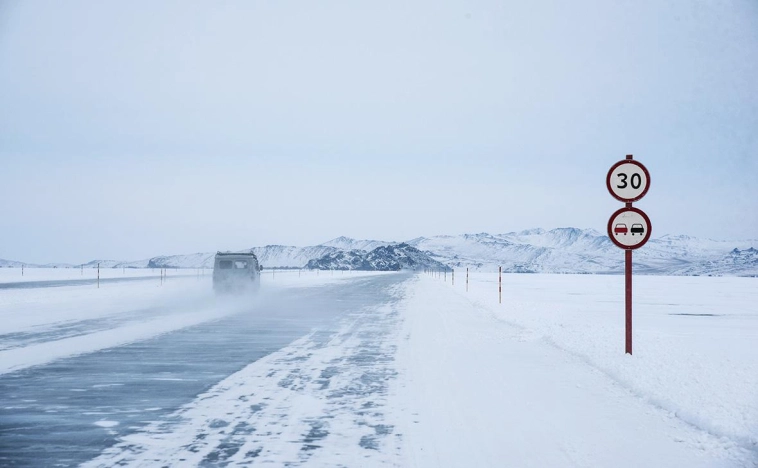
[607, 207, 652, 250]
[606, 159, 651, 203]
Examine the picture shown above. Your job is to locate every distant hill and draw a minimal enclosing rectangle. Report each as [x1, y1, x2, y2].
[305, 243, 450, 271]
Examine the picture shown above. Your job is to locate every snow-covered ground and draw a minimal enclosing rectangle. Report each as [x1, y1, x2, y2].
[397, 272, 758, 467]
[447, 270, 758, 454]
[2, 271, 756, 466]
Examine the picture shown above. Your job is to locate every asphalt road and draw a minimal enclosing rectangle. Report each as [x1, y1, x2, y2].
[0, 274, 405, 467]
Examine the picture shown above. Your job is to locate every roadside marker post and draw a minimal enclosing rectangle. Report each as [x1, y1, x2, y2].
[97, 263, 100, 289]
[498, 266, 502, 304]
[466, 267, 469, 292]
[606, 154, 652, 355]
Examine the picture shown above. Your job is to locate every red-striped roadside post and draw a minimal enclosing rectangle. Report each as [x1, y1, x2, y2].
[498, 266, 502, 304]
[606, 155, 652, 355]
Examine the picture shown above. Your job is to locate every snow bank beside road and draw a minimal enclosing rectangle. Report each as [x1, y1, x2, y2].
[427, 272, 758, 460]
[394, 275, 756, 467]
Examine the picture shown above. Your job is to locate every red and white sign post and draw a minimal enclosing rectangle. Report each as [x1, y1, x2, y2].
[606, 155, 651, 355]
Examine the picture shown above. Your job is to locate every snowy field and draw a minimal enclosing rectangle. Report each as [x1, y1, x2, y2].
[1, 271, 756, 467]
[403, 272, 758, 467]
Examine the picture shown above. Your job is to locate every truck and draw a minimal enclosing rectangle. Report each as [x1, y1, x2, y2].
[212, 251, 261, 293]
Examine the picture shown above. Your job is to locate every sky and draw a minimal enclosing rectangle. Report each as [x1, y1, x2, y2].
[1, 0, 757, 264]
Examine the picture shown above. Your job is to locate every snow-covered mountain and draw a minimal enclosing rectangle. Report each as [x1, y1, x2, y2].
[408, 228, 758, 276]
[319, 236, 392, 252]
[407, 229, 616, 273]
[147, 253, 214, 269]
[667, 247, 758, 277]
[306, 243, 450, 271]
[4, 230, 756, 276]
[0, 258, 27, 268]
[304, 249, 372, 270]
[251, 245, 341, 269]
[80, 259, 147, 269]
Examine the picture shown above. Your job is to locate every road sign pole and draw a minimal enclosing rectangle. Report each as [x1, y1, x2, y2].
[607, 154, 651, 355]
[499, 266, 502, 304]
[625, 249, 633, 355]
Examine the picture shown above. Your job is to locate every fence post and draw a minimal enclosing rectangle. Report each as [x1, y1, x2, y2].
[466, 267, 469, 292]
[499, 266, 502, 304]
[97, 263, 100, 289]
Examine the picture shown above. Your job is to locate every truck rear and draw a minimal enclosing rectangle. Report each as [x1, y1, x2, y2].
[212, 251, 261, 293]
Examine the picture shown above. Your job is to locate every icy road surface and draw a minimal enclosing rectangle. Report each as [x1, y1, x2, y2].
[1, 271, 756, 467]
[0, 271, 399, 466]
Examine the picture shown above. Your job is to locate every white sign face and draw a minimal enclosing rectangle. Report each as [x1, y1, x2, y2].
[607, 160, 650, 202]
[607, 207, 652, 250]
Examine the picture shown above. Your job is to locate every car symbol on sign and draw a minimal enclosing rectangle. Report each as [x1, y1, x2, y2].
[631, 223, 645, 235]
[614, 223, 628, 235]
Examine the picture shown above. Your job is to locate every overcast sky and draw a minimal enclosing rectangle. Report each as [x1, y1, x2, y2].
[1, 0, 757, 264]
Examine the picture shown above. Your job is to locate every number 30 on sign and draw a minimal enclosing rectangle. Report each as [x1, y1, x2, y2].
[606, 160, 651, 203]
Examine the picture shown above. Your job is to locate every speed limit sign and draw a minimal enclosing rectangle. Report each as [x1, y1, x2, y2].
[606, 159, 650, 203]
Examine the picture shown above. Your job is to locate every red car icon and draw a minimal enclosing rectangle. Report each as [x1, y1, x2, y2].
[614, 223, 628, 235]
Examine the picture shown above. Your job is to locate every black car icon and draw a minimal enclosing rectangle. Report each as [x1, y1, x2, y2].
[630, 223, 644, 235]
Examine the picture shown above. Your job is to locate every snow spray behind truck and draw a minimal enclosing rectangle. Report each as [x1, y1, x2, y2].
[212, 251, 261, 293]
